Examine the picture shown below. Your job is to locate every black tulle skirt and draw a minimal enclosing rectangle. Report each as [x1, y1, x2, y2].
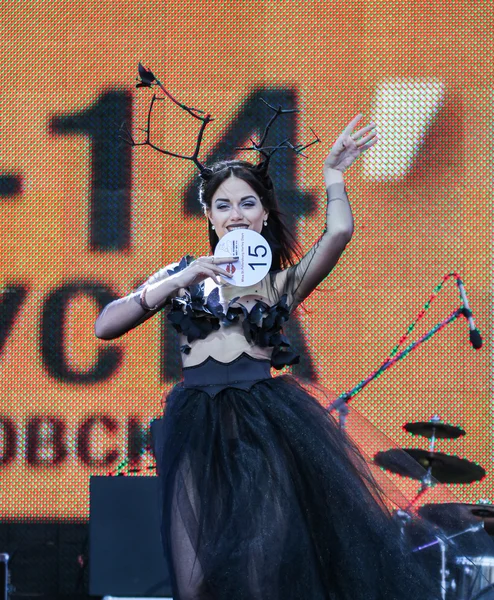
[156, 354, 494, 600]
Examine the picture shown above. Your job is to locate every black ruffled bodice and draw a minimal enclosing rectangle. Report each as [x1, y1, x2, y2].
[165, 256, 300, 369]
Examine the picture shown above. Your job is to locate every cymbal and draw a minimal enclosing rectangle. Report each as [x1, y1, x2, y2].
[419, 502, 494, 535]
[374, 449, 485, 484]
[404, 421, 465, 439]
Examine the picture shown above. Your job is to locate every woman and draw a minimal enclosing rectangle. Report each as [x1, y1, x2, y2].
[95, 116, 457, 599]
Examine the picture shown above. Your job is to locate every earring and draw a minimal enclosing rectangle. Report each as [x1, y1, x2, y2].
[211, 224, 215, 230]
[263, 220, 268, 227]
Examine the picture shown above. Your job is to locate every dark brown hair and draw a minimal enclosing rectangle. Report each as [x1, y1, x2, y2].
[198, 160, 299, 271]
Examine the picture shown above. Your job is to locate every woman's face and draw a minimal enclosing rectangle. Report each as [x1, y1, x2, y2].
[207, 174, 268, 240]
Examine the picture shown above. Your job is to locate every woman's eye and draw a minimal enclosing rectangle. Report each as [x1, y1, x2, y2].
[242, 202, 255, 208]
[217, 204, 229, 210]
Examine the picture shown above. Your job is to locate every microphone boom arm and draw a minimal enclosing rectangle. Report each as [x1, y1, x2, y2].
[328, 307, 464, 420]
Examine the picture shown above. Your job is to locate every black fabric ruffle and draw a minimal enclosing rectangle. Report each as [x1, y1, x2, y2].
[165, 257, 299, 368]
[155, 356, 494, 600]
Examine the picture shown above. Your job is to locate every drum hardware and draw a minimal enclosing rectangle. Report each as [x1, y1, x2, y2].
[395, 508, 412, 543]
[374, 448, 485, 484]
[454, 555, 494, 600]
[375, 415, 485, 485]
[375, 416, 490, 599]
[413, 523, 485, 600]
[471, 583, 494, 600]
[419, 502, 494, 536]
[472, 500, 494, 537]
[471, 584, 494, 600]
[471, 500, 494, 519]
[419, 501, 494, 599]
[404, 416, 466, 441]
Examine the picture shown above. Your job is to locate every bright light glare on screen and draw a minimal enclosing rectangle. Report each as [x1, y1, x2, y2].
[363, 79, 445, 181]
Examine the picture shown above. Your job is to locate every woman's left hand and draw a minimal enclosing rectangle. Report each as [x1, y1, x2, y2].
[324, 114, 377, 174]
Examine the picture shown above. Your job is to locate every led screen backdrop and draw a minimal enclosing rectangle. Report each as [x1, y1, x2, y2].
[0, 0, 493, 521]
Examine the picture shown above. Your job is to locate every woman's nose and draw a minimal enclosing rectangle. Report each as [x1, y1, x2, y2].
[231, 206, 243, 219]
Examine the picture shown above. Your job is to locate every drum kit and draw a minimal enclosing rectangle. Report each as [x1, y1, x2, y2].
[374, 415, 494, 600]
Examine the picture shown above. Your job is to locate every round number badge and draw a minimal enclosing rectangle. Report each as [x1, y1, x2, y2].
[214, 229, 272, 287]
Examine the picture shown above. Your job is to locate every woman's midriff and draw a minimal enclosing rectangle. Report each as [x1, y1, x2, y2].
[180, 326, 272, 368]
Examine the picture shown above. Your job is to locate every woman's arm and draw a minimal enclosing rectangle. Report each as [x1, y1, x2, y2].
[94, 256, 237, 340]
[94, 266, 182, 340]
[280, 115, 377, 305]
[287, 170, 353, 304]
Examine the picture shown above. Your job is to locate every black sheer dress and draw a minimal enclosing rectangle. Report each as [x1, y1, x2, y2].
[96, 183, 494, 600]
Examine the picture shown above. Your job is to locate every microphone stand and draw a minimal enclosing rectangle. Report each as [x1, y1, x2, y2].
[328, 307, 465, 430]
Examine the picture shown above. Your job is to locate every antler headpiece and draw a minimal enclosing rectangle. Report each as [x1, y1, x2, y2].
[119, 63, 320, 181]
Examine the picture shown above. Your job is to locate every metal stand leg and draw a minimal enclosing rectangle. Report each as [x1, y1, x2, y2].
[438, 539, 447, 600]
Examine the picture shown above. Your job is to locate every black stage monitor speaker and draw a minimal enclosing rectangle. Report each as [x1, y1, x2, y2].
[0, 554, 8, 600]
[89, 476, 172, 597]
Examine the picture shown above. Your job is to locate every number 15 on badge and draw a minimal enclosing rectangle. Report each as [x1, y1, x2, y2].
[214, 230, 272, 286]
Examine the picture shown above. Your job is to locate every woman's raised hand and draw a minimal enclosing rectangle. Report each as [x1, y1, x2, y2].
[173, 256, 237, 287]
[324, 114, 377, 174]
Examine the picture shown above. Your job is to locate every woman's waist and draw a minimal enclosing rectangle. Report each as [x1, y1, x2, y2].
[182, 352, 272, 390]
[180, 331, 272, 368]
